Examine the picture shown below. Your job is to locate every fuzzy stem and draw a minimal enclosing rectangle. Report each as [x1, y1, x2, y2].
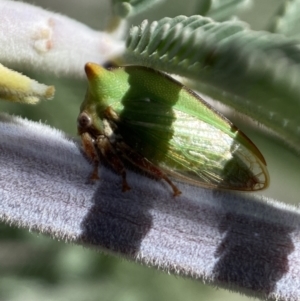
[0, 113, 299, 301]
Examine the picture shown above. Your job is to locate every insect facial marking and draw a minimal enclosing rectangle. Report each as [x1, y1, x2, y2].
[77, 111, 92, 132]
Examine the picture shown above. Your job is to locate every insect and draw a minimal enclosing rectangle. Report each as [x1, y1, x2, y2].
[77, 62, 269, 196]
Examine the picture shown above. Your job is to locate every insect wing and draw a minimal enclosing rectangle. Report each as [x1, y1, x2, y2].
[113, 91, 269, 191]
[166, 109, 269, 190]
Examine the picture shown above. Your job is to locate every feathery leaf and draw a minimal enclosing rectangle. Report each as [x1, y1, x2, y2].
[125, 15, 300, 153]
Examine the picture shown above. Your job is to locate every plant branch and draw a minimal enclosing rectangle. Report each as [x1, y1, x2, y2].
[0, 113, 299, 301]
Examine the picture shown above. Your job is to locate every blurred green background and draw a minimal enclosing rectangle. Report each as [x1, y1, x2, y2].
[0, 0, 294, 300]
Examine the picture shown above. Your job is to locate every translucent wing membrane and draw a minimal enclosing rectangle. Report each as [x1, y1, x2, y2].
[114, 98, 269, 191]
[167, 111, 268, 190]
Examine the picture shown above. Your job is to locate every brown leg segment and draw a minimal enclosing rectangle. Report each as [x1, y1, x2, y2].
[104, 106, 119, 121]
[96, 136, 131, 192]
[81, 132, 100, 180]
[116, 141, 181, 197]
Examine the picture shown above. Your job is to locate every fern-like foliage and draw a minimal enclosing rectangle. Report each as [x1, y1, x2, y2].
[124, 15, 300, 153]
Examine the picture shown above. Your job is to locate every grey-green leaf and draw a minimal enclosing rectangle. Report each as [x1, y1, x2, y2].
[205, 0, 252, 21]
[271, 0, 300, 40]
[112, 0, 164, 18]
[194, 0, 212, 16]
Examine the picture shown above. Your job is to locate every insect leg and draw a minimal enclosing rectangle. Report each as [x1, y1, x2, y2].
[104, 106, 119, 122]
[117, 142, 182, 197]
[96, 136, 131, 192]
[81, 132, 100, 180]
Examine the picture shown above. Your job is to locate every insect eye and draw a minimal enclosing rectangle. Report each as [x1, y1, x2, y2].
[77, 112, 92, 129]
